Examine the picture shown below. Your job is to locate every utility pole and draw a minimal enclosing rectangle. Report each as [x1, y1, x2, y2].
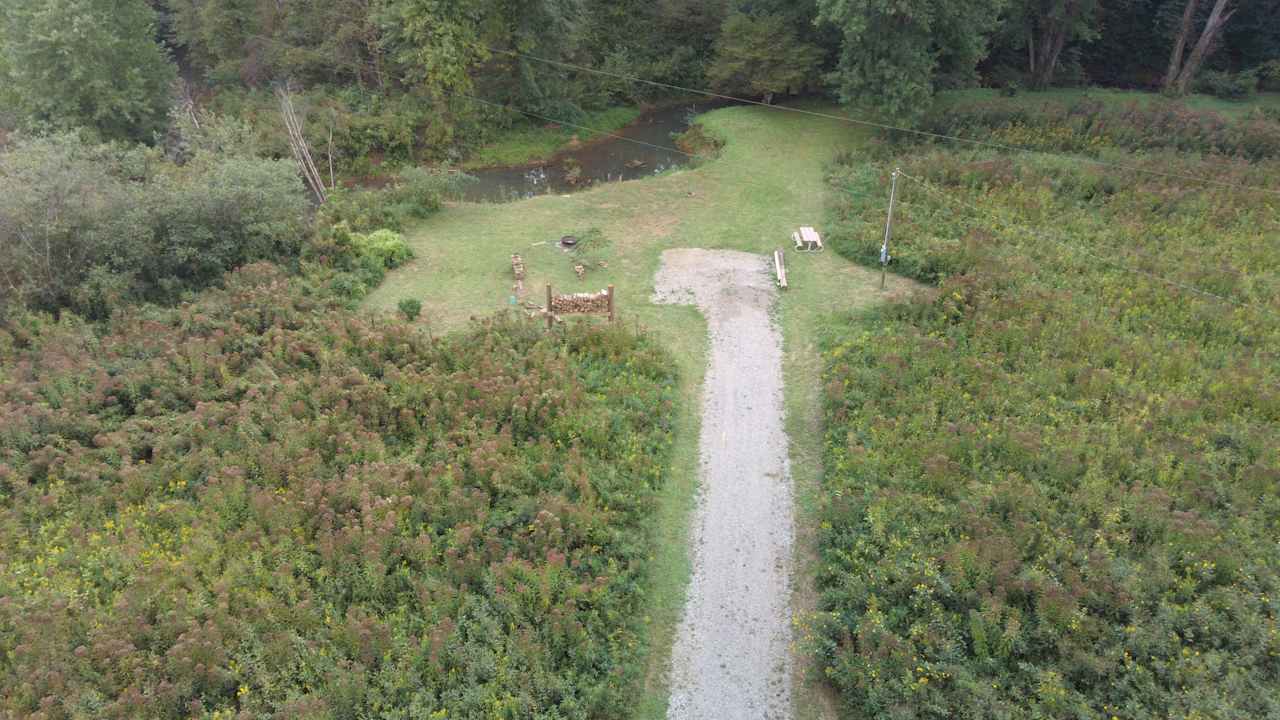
[880, 168, 899, 290]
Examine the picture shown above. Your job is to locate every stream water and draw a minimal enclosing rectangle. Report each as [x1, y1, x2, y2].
[461, 100, 728, 202]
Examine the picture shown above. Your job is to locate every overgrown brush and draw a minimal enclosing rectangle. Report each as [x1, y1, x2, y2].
[919, 97, 1280, 160]
[815, 148, 1280, 718]
[0, 264, 678, 718]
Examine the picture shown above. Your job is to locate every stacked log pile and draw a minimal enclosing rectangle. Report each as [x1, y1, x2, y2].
[511, 254, 526, 293]
[551, 290, 610, 314]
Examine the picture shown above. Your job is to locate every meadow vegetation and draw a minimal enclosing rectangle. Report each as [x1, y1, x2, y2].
[0, 264, 678, 718]
[921, 93, 1280, 160]
[816, 99, 1280, 718]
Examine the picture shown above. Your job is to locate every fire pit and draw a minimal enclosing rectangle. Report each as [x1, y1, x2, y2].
[559, 235, 578, 249]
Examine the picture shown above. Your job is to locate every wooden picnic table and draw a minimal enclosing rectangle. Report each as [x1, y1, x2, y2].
[792, 226, 823, 252]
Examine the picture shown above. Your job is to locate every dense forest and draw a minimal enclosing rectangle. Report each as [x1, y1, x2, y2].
[2, 0, 1278, 149]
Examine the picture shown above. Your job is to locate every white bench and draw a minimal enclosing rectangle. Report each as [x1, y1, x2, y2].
[792, 226, 823, 252]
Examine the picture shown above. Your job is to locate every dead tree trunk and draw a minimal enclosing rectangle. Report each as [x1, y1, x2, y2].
[1168, 0, 1236, 95]
[1164, 0, 1200, 91]
[1029, 1, 1083, 90]
[277, 86, 327, 204]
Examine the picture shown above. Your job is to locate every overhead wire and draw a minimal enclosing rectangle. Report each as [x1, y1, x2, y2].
[483, 45, 1280, 197]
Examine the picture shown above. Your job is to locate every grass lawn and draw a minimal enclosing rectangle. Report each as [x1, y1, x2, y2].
[938, 86, 1280, 118]
[365, 103, 919, 719]
[461, 106, 642, 168]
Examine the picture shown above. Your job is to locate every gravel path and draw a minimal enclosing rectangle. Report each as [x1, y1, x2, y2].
[653, 249, 794, 720]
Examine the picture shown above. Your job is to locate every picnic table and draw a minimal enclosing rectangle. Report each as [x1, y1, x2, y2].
[792, 226, 823, 252]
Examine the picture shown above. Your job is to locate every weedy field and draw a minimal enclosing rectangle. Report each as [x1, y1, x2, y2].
[816, 99, 1280, 718]
[0, 265, 679, 718]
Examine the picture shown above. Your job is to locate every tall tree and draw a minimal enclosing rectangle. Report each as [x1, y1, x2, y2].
[817, 0, 1006, 120]
[707, 12, 821, 102]
[0, 0, 176, 142]
[378, 0, 492, 98]
[1163, 0, 1235, 94]
[999, 0, 1101, 89]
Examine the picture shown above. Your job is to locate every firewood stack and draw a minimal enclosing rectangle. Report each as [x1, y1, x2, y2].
[550, 290, 610, 314]
[511, 254, 525, 283]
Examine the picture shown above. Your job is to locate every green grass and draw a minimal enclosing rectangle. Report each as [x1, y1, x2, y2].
[365, 103, 918, 718]
[937, 87, 1280, 118]
[462, 106, 642, 168]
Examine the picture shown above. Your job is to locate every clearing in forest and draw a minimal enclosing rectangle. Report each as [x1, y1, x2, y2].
[366, 104, 918, 718]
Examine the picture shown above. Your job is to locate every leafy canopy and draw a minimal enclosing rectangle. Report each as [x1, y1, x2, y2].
[707, 12, 823, 99]
[0, 0, 176, 142]
[816, 0, 1006, 120]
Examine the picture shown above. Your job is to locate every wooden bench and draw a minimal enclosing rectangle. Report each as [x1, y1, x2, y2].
[792, 226, 823, 252]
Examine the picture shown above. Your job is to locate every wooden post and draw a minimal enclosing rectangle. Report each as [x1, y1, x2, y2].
[546, 283, 554, 330]
[607, 285, 615, 322]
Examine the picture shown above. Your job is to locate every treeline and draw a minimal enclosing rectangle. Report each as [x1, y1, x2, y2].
[3, 0, 1277, 149]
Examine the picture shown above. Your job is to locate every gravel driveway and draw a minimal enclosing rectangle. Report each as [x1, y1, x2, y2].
[653, 249, 794, 720]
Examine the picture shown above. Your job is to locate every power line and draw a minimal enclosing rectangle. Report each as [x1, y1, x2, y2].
[484, 45, 1280, 198]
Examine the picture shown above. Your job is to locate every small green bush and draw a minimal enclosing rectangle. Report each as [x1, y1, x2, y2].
[353, 228, 413, 269]
[317, 168, 467, 234]
[1195, 69, 1259, 101]
[311, 225, 412, 301]
[397, 297, 422, 320]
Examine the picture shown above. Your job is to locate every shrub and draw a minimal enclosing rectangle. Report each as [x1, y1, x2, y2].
[0, 264, 678, 717]
[142, 156, 312, 300]
[1195, 69, 1259, 101]
[317, 167, 467, 234]
[1259, 60, 1280, 92]
[0, 133, 309, 317]
[673, 123, 725, 158]
[0, 133, 145, 316]
[397, 297, 422, 320]
[920, 97, 1280, 159]
[352, 229, 413, 269]
[817, 148, 1280, 718]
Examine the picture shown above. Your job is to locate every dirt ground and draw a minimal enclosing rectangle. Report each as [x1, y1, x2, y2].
[653, 249, 794, 720]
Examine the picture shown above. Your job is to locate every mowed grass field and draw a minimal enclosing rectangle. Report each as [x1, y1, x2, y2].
[364, 104, 919, 719]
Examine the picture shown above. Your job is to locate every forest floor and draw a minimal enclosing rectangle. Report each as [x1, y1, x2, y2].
[365, 102, 920, 719]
